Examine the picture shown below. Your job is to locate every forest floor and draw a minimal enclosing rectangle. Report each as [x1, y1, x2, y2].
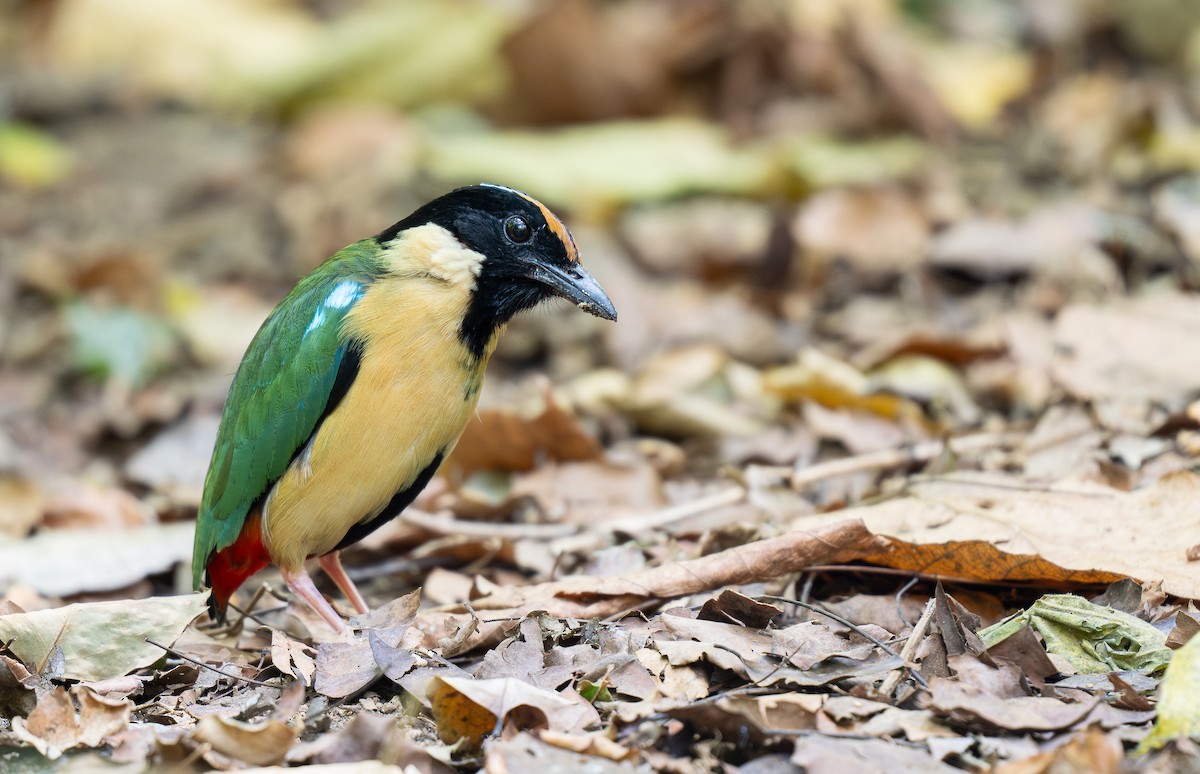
[5, 1, 1200, 771]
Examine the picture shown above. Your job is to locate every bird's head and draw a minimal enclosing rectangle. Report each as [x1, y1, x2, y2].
[376, 184, 617, 358]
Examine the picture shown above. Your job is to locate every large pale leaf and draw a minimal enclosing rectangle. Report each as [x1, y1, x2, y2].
[0, 522, 195, 596]
[799, 471, 1200, 599]
[424, 119, 775, 206]
[0, 594, 207, 682]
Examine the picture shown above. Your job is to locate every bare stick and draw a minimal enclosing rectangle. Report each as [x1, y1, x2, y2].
[879, 597, 936, 698]
[416, 519, 884, 652]
[785, 431, 1026, 490]
[607, 487, 746, 533]
[400, 509, 578, 539]
[145, 638, 283, 689]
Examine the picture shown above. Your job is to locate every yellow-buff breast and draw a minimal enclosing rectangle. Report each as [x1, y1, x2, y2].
[260, 275, 494, 569]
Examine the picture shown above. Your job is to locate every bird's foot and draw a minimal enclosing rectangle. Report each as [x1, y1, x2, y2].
[318, 551, 370, 615]
[281, 565, 348, 634]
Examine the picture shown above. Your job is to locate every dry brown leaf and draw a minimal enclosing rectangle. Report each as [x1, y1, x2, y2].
[928, 203, 1120, 287]
[123, 414, 219, 506]
[193, 715, 298, 767]
[790, 733, 959, 774]
[427, 675, 599, 750]
[622, 344, 769, 438]
[656, 616, 775, 678]
[0, 522, 196, 596]
[270, 629, 316, 685]
[536, 729, 634, 762]
[483, 731, 630, 774]
[820, 698, 955, 742]
[283, 104, 417, 183]
[928, 678, 1099, 733]
[313, 594, 422, 698]
[764, 348, 937, 441]
[313, 640, 380, 699]
[697, 589, 781, 628]
[446, 387, 603, 480]
[794, 185, 929, 275]
[0, 474, 43, 539]
[0, 654, 37, 717]
[800, 471, 1200, 596]
[1021, 403, 1103, 481]
[620, 198, 772, 276]
[993, 726, 1123, 774]
[41, 482, 154, 530]
[243, 764, 410, 774]
[669, 693, 822, 744]
[421, 568, 475, 606]
[509, 459, 664, 526]
[10, 685, 132, 759]
[169, 283, 274, 371]
[1053, 290, 1200, 405]
[501, 0, 674, 125]
[771, 621, 885, 670]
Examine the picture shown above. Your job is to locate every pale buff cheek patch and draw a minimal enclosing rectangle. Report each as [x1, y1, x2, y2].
[428, 245, 484, 286]
[381, 223, 485, 286]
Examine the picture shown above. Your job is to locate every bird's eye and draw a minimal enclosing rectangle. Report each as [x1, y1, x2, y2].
[504, 216, 532, 243]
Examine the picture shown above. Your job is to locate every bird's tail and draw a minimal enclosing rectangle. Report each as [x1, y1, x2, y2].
[204, 511, 270, 622]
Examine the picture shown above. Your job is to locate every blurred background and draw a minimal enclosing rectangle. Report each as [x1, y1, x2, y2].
[4, 0, 1200, 604]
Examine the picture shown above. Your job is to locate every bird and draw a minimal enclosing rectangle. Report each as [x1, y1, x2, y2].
[191, 184, 616, 633]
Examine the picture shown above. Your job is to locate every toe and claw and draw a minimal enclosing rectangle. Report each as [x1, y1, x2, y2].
[279, 550, 369, 634]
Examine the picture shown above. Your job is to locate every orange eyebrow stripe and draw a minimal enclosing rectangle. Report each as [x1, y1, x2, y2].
[516, 191, 581, 264]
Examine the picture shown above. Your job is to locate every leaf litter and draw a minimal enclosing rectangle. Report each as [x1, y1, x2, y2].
[7, 1, 1200, 771]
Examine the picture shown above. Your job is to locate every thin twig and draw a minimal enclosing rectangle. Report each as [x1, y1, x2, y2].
[145, 638, 284, 689]
[879, 597, 936, 698]
[757, 595, 927, 689]
[783, 431, 1026, 491]
[607, 487, 746, 534]
[797, 573, 815, 623]
[400, 509, 578, 539]
[905, 473, 1115, 497]
[895, 576, 919, 628]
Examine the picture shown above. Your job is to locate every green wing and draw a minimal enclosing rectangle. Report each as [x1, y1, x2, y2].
[191, 241, 383, 588]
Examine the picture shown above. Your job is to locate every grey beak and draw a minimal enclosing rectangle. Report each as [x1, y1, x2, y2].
[528, 262, 617, 322]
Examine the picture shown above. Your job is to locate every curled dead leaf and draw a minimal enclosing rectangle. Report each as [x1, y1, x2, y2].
[193, 715, 298, 767]
[427, 675, 599, 751]
[10, 685, 131, 760]
[446, 386, 603, 480]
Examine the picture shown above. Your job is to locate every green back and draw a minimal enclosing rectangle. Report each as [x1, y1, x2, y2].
[191, 241, 384, 588]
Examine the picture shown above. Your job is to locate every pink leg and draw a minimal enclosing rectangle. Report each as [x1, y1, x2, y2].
[281, 565, 346, 633]
[318, 551, 369, 615]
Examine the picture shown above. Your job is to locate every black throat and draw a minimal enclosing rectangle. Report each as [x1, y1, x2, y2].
[458, 273, 545, 360]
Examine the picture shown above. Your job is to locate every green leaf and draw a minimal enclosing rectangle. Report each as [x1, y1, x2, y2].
[424, 118, 777, 206]
[0, 595, 207, 682]
[979, 593, 1171, 674]
[0, 122, 72, 189]
[578, 679, 612, 703]
[65, 302, 177, 387]
[786, 135, 928, 189]
[1138, 630, 1200, 752]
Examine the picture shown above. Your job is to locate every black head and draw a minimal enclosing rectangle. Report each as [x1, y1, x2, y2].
[377, 184, 617, 358]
